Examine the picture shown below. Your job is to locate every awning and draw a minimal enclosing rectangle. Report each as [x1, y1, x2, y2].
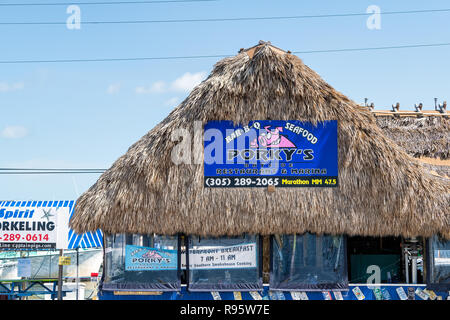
[0, 200, 103, 249]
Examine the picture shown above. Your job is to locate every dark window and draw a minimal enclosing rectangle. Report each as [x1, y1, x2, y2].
[347, 236, 403, 283]
[102, 234, 180, 291]
[427, 236, 450, 290]
[187, 235, 262, 291]
[270, 234, 348, 291]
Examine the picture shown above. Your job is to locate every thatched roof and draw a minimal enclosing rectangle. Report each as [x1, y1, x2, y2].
[421, 161, 449, 179]
[375, 115, 449, 160]
[374, 113, 449, 178]
[70, 42, 450, 239]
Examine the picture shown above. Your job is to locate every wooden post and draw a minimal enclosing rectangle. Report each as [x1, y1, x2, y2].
[57, 249, 63, 300]
[303, 235, 308, 266]
[20, 251, 27, 300]
[316, 236, 323, 269]
[76, 248, 79, 300]
[289, 235, 297, 277]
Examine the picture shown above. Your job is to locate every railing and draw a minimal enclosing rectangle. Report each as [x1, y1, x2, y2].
[0, 279, 69, 300]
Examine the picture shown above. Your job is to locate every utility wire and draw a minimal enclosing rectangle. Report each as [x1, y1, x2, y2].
[292, 42, 450, 54]
[0, 0, 218, 6]
[0, 54, 229, 64]
[0, 8, 449, 25]
[0, 42, 449, 64]
[0, 168, 106, 174]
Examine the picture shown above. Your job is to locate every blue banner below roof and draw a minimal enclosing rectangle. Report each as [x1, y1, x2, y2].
[0, 200, 103, 249]
[99, 284, 449, 300]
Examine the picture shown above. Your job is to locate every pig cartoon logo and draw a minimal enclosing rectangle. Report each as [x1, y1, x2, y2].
[142, 250, 163, 259]
[250, 126, 296, 148]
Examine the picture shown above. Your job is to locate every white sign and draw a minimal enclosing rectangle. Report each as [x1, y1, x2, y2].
[333, 291, 344, 300]
[181, 243, 257, 270]
[290, 292, 301, 300]
[415, 288, 429, 300]
[17, 258, 32, 277]
[249, 291, 263, 300]
[396, 287, 408, 300]
[211, 291, 222, 300]
[0, 206, 69, 249]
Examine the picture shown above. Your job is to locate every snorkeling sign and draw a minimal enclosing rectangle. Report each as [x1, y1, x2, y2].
[204, 120, 338, 188]
[0, 205, 69, 249]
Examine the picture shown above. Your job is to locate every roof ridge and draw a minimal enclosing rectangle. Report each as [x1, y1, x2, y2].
[239, 41, 289, 58]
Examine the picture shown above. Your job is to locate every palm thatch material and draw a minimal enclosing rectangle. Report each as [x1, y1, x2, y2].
[421, 162, 449, 179]
[376, 116, 449, 159]
[375, 114, 450, 177]
[70, 42, 450, 239]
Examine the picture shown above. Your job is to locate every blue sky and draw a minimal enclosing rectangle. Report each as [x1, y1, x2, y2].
[0, 0, 449, 200]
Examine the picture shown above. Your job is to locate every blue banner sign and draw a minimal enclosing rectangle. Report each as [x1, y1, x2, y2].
[204, 120, 338, 187]
[125, 245, 177, 271]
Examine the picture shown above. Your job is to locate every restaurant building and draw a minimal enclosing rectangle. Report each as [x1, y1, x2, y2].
[69, 42, 449, 300]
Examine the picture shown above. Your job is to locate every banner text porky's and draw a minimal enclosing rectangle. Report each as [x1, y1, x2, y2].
[204, 120, 338, 187]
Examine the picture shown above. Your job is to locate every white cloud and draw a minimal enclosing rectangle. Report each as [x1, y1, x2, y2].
[150, 81, 167, 93]
[135, 71, 206, 95]
[1, 126, 28, 139]
[0, 82, 25, 92]
[170, 72, 207, 92]
[135, 81, 167, 94]
[107, 83, 121, 94]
